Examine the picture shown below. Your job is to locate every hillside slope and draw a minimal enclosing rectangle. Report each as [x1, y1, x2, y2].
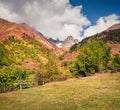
[0, 18, 63, 55]
[0, 18, 64, 92]
[0, 73, 120, 110]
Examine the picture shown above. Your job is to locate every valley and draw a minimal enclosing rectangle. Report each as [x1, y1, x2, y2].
[0, 18, 120, 93]
[0, 0, 120, 110]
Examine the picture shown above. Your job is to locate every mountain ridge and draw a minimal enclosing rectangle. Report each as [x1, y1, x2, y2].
[0, 18, 63, 55]
[70, 23, 120, 55]
[48, 36, 78, 50]
[106, 23, 120, 32]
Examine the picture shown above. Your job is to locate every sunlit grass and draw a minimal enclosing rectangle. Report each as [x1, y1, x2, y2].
[0, 73, 120, 110]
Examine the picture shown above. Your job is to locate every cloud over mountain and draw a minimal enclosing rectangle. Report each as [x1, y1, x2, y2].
[0, 0, 90, 40]
[0, 0, 120, 40]
[84, 14, 120, 37]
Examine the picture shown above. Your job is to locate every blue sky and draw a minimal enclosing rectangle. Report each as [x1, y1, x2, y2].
[70, 0, 120, 25]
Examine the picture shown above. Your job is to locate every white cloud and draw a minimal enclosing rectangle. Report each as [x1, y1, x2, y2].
[0, 0, 90, 40]
[84, 14, 120, 37]
[1, 0, 119, 41]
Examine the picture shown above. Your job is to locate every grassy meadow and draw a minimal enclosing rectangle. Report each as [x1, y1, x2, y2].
[0, 73, 120, 110]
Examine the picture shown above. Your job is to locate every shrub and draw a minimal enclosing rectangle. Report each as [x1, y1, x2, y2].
[110, 55, 120, 72]
[0, 67, 29, 93]
[0, 42, 12, 66]
[35, 59, 61, 85]
[62, 61, 69, 67]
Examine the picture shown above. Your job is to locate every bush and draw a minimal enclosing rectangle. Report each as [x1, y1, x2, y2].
[0, 42, 12, 66]
[58, 52, 67, 60]
[0, 67, 29, 93]
[62, 61, 69, 67]
[35, 59, 61, 85]
[109, 55, 120, 72]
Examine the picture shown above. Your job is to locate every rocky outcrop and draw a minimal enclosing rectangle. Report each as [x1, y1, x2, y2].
[48, 36, 78, 50]
[62, 36, 78, 50]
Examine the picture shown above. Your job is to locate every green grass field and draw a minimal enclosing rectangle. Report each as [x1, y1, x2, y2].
[0, 73, 120, 110]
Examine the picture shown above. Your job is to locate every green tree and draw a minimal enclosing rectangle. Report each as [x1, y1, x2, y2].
[35, 53, 60, 85]
[69, 41, 110, 77]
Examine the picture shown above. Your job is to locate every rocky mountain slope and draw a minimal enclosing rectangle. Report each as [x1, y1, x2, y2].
[48, 38, 62, 44]
[48, 36, 78, 50]
[62, 36, 78, 50]
[0, 18, 63, 55]
[0, 18, 65, 92]
[106, 23, 120, 32]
